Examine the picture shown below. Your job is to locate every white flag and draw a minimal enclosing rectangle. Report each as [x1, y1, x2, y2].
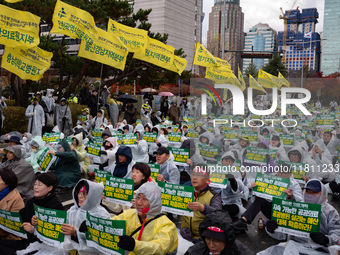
[304, 32, 312, 38]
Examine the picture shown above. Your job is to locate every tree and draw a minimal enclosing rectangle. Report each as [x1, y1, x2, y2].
[262, 53, 288, 77]
[244, 63, 257, 78]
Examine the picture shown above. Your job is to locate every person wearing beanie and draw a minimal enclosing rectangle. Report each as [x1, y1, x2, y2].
[155, 146, 179, 184]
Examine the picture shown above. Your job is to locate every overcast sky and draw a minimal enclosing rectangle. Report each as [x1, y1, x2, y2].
[202, 0, 325, 44]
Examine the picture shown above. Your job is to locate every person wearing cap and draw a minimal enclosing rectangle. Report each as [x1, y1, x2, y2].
[140, 103, 151, 126]
[107, 146, 135, 179]
[112, 182, 178, 255]
[89, 109, 108, 129]
[55, 98, 73, 137]
[168, 101, 181, 123]
[224, 135, 250, 156]
[180, 166, 222, 243]
[155, 147, 180, 184]
[25, 136, 47, 173]
[88, 89, 103, 118]
[76, 108, 91, 130]
[260, 179, 340, 255]
[0, 135, 24, 161]
[25, 97, 45, 137]
[148, 126, 169, 163]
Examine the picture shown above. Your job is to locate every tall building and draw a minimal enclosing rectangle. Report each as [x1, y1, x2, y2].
[321, 0, 340, 75]
[243, 23, 277, 72]
[134, 0, 204, 71]
[278, 8, 321, 72]
[207, 0, 244, 73]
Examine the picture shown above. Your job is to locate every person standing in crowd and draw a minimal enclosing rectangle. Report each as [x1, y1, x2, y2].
[123, 102, 136, 125]
[180, 98, 190, 118]
[25, 97, 45, 137]
[80, 82, 91, 105]
[88, 89, 102, 118]
[169, 102, 181, 123]
[101, 85, 110, 118]
[107, 93, 120, 127]
[0, 98, 7, 136]
[42, 89, 55, 133]
[160, 96, 169, 119]
[140, 103, 151, 126]
[55, 98, 73, 137]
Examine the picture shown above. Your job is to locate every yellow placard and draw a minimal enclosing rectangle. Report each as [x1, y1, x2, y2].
[193, 42, 219, 68]
[50, 0, 97, 45]
[0, 4, 40, 48]
[78, 28, 128, 70]
[249, 74, 266, 93]
[133, 37, 175, 71]
[108, 19, 148, 54]
[2, 46, 53, 81]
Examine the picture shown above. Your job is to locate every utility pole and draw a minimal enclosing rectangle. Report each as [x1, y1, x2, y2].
[221, 0, 226, 60]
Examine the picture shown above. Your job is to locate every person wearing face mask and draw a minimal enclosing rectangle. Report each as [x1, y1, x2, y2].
[25, 136, 46, 173]
[107, 146, 135, 179]
[20, 133, 33, 159]
[112, 182, 178, 255]
[25, 97, 45, 137]
[131, 124, 149, 163]
[48, 139, 81, 189]
[259, 179, 340, 255]
[98, 137, 119, 170]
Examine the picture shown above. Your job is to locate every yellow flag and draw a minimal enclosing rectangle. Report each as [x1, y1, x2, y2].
[205, 66, 242, 89]
[279, 72, 290, 87]
[249, 74, 266, 93]
[238, 67, 246, 91]
[216, 57, 231, 69]
[133, 37, 175, 71]
[223, 89, 228, 101]
[108, 19, 148, 54]
[0, 5, 40, 48]
[78, 28, 128, 71]
[267, 73, 282, 90]
[50, 0, 97, 45]
[4, 0, 23, 3]
[258, 69, 278, 89]
[2, 46, 53, 81]
[193, 42, 219, 68]
[169, 56, 187, 75]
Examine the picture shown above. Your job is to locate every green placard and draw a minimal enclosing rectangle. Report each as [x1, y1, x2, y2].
[140, 163, 160, 181]
[87, 143, 101, 157]
[0, 209, 27, 239]
[241, 131, 258, 142]
[104, 176, 134, 206]
[93, 137, 105, 146]
[280, 134, 295, 147]
[34, 204, 67, 248]
[136, 119, 142, 125]
[274, 127, 283, 133]
[224, 130, 239, 140]
[37, 148, 55, 172]
[183, 116, 195, 122]
[187, 129, 199, 138]
[210, 172, 229, 189]
[278, 161, 307, 184]
[169, 125, 178, 132]
[121, 134, 137, 146]
[158, 181, 194, 217]
[198, 144, 219, 159]
[86, 212, 126, 255]
[168, 132, 182, 143]
[65, 137, 73, 146]
[77, 114, 88, 122]
[42, 133, 61, 144]
[253, 173, 290, 201]
[316, 114, 335, 127]
[143, 132, 157, 144]
[185, 122, 195, 129]
[244, 147, 268, 165]
[95, 169, 110, 185]
[92, 129, 104, 137]
[272, 197, 321, 238]
[194, 121, 204, 127]
[168, 147, 190, 166]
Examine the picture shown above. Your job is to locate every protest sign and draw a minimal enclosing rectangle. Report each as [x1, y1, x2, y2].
[183, 116, 195, 122]
[241, 131, 258, 142]
[65, 137, 73, 146]
[187, 129, 199, 138]
[209, 171, 229, 189]
[77, 115, 88, 122]
[86, 212, 126, 255]
[316, 114, 335, 127]
[280, 134, 295, 147]
[274, 127, 283, 133]
[169, 125, 178, 132]
[198, 144, 219, 160]
[168, 132, 182, 143]
[121, 134, 137, 146]
[93, 137, 105, 146]
[272, 197, 321, 238]
[140, 163, 160, 181]
[42, 133, 61, 144]
[92, 129, 103, 137]
[37, 148, 55, 172]
[185, 122, 195, 129]
[95, 169, 110, 185]
[253, 173, 290, 201]
[104, 176, 134, 206]
[224, 130, 239, 141]
[244, 147, 268, 165]
[87, 143, 101, 158]
[34, 204, 67, 248]
[195, 121, 204, 127]
[278, 161, 307, 184]
[143, 132, 157, 144]
[168, 147, 190, 166]
[136, 119, 142, 125]
[0, 209, 27, 239]
[158, 182, 194, 216]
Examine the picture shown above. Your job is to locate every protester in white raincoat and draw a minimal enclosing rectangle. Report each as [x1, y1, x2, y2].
[21, 132, 33, 159]
[309, 139, 334, 181]
[99, 137, 119, 169]
[131, 124, 149, 163]
[55, 98, 73, 137]
[89, 109, 108, 129]
[25, 97, 45, 137]
[26, 136, 46, 173]
[148, 125, 169, 160]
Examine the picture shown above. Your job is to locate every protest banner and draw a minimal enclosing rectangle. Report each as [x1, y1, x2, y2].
[316, 114, 335, 127]
[93, 137, 105, 146]
[241, 131, 258, 143]
[198, 144, 219, 160]
[253, 173, 290, 201]
[169, 55, 187, 75]
[34, 204, 67, 248]
[187, 129, 199, 138]
[168, 147, 190, 166]
[183, 116, 195, 122]
[77, 115, 88, 122]
[92, 129, 103, 137]
[42, 133, 61, 144]
[87, 143, 101, 158]
[136, 119, 142, 125]
[224, 130, 239, 141]
[140, 163, 160, 181]
[185, 122, 195, 129]
[37, 148, 56, 172]
[65, 137, 73, 146]
[244, 147, 269, 165]
[209, 171, 229, 189]
[143, 132, 157, 144]
[95, 169, 110, 185]
[168, 132, 182, 143]
[271, 197, 321, 238]
[104, 176, 134, 206]
[86, 212, 126, 255]
[274, 127, 283, 133]
[158, 182, 194, 216]
[121, 134, 137, 146]
[0, 209, 27, 239]
[278, 161, 307, 184]
[195, 121, 204, 127]
[279, 134, 295, 147]
[169, 125, 178, 132]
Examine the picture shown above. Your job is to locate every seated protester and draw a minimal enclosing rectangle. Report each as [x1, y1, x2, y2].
[155, 147, 180, 184]
[160, 128, 169, 139]
[99, 137, 119, 170]
[0, 146, 34, 202]
[131, 124, 149, 163]
[76, 108, 91, 130]
[0, 169, 24, 240]
[185, 210, 254, 255]
[20, 133, 33, 159]
[261, 127, 270, 137]
[260, 179, 340, 255]
[74, 127, 89, 147]
[198, 131, 212, 146]
[224, 135, 250, 157]
[101, 128, 112, 140]
[182, 124, 189, 137]
[178, 139, 205, 185]
[150, 111, 162, 126]
[70, 133, 90, 175]
[107, 146, 135, 178]
[89, 109, 108, 129]
[175, 121, 182, 129]
[177, 128, 187, 143]
[26, 136, 46, 173]
[268, 135, 289, 163]
[194, 126, 206, 135]
[180, 166, 222, 243]
[123, 124, 133, 134]
[112, 182, 178, 255]
[148, 126, 169, 163]
[233, 163, 303, 231]
[48, 139, 81, 189]
[144, 123, 152, 133]
[0, 136, 24, 162]
[62, 180, 110, 254]
[5, 173, 63, 255]
[220, 151, 245, 218]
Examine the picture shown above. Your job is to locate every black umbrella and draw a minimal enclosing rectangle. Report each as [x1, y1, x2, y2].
[116, 94, 138, 103]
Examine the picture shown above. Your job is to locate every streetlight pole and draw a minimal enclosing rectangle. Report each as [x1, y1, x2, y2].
[221, 0, 226, 60]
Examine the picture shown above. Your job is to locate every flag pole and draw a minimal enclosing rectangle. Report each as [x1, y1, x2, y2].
[309, 33, 312, 70]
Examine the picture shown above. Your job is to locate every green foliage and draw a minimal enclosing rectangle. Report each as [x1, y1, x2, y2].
[2, 107, 28, 134]
[262, 54, 288, 77]
[5, 100, 16, 107]
[244, 63, 258, 78]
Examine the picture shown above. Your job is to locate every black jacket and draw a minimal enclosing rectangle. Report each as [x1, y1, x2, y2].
[88, 94, 103, 117]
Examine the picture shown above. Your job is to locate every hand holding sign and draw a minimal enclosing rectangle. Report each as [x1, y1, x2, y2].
[61, 224, 76, 236]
